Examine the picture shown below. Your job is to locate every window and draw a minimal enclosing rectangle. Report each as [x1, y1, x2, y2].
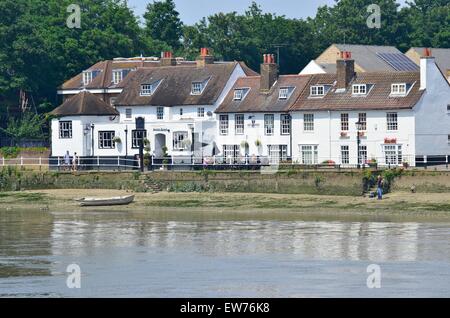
[341, 145, 349, 164]
[447, 104, 450, 112]
[383, 144, 402, 165]
[234, 89, 243, 100]
[191, 82, 203, 95]
[98, 131, 115, 149]
[268, 145, 288, 164]
[219, 115, 229, 135]
[387, 112, 398, 131]
[132, 130, 147, 148]
[83, 71, 92, 86]
[358, 145, 367, 165]
[279, 87, 289, 100]
[59, 121, 72, 139]
[179, 108, 183, 116]
[310, 85, 325, 96]
[264, 114, 274, 135]
[112, 70, 123, 85]
[391, 83, 407, 95]
[141, 84, 154, 96]
[223, 145, 240, 163]
[280, 114, 291, 135]
[125, 108, 132, 119]
[300, 145, 318, 164]
[341, 113, 349, 131]
[157, 106, 164, 120]
[110, 98, 116, 106]
[235, 114, 244, 135]
[352, 84, 367, 95]
[448, 134, 450, 144]
[197, 107, 205, 117]
[173, 131, 189, 151]
[358, 113, 367, 130]
[304, 114, 314, 131]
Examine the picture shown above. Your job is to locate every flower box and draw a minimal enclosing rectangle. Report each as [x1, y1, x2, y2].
[384, 138, 397, 144]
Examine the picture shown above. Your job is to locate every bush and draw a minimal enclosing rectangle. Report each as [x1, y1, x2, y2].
[0, 147, 20, 158]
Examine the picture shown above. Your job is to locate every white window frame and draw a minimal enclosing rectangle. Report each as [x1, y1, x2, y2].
[300, 145, 318, 164]
[140, 84, 154, 96]
[98, 131, 115, 149]
[83, 71, 93, 86]
[341, 145, 349, 164]
[219, 115, 229, 135]
[341, 113, 349, 131]
[110, 97, 116, 106]
[387, 112, 398, 131]
[358, 113, 367, 131]
[112, 70, 123, 85]
[304, 114, 314, 131]
[191, 82, 203, 95]
[179, 108, 183, 116]
[280, 114, 291, 135]
[157, 106, 164, 120]
[173, 131, 189, 151]
[132, 130, 147, 149]
[223, 145, 240, 163]
[197, 107, 205, 118]
[391, 83, 407, 96]
[383, 144, 402, 165]
[264, 114, 274, 136]
[234, 89, 243, 101]
[125, 108, 132, 119]
[358, 145, 367, 165]
[268, 145, 288, 164]
[352, 84, 367, 95]
[235, 114, 244, 135]
[279, 87, 289, 100]
[59, 121, 72, 139]
[310, 85, 325, 97]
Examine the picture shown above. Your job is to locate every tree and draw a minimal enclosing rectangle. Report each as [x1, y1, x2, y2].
[0, 112, 47, 142]
[143, 0, 183, 50]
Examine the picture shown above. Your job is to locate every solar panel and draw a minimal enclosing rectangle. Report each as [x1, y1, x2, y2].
[376, 53, 419, 71]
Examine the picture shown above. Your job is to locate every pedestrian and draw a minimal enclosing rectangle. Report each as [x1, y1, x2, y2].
[72, 152, 78, 171]
[63, 151, 70, 171]
[377, 175, 384, 200]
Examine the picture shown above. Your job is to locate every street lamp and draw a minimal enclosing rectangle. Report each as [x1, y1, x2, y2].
[124, 126, 128, 157]
[90, 123, 95, 157]
[355, 120, 363, 169]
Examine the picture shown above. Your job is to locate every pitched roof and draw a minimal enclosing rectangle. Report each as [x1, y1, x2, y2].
[316, 44, 409, 73]
[50, 91, 119, 116]
[290, 72, 424, 111]
[215, 75, 311, 113]
[407, 47, 450, 77]
[114, 62, 246, 106]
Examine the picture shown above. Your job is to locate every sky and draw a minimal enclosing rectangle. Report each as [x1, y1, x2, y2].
[127, 0, 408, 25]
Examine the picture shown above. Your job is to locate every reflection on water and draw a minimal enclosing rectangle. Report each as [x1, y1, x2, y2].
[1, 210, 450, 297]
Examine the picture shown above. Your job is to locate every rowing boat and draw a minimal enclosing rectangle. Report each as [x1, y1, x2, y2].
[76, 195, 135, 207]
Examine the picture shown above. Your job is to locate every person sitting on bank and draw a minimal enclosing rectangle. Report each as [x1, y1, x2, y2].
[377, 175, 384, 200]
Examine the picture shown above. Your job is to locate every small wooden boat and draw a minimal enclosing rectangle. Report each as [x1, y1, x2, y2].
[76, 195, 135, 207]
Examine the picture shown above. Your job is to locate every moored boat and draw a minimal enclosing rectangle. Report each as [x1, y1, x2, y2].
[76, 195, 135, 207]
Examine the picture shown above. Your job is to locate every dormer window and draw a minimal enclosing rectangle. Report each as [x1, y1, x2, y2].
[191, 82, 203, 95]
[140, 80, 162, 96]
[112, 70, 123, 85]
[352, 84, 367, 95]
[234, 89, 243, 100]
[391, 83, 407, 96]
[279, 88, 289, 99]
[82, 70, 101, 86]
[310, 85, 325, 97]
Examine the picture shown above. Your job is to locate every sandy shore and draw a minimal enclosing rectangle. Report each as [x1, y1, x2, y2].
[0, 189, 449, 220]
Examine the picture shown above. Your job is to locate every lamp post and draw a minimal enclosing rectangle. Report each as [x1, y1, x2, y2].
[124, 126, 128, 157]
[188, 123, 194, 167]
[355, 120, 362, 169]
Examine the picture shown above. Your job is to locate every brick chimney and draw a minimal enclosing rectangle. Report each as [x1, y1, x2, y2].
[336, 51, 355, 90]
[160, 51, 177, 66]
[260, 54, 278, 92]
[196, 48, 214, 67]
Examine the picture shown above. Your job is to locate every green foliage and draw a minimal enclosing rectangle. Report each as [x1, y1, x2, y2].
[0, 147, 20, 158]
[0, 112, 46, 141]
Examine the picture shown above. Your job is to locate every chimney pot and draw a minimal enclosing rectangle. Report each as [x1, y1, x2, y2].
[197, 48, 214, 67]
[260, 53, 278, 92]
[160, 51, 176, 66]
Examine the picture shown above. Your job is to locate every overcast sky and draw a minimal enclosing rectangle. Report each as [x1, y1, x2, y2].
[127, 0, 407, 25]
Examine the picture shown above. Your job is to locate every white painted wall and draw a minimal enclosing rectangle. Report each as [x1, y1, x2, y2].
[414, 57, 450, 158]
[299, 60, 326, 75]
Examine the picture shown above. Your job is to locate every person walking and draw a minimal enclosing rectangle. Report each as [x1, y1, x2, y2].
[377, 175, 384, 200]
[72, 152, 78, 171]
[63, 151, 70, 171]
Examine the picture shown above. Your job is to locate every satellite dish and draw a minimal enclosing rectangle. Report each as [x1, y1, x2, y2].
[207, 111, 213, 117]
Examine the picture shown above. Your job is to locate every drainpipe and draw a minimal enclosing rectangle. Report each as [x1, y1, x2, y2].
[289, 114, 293, 162]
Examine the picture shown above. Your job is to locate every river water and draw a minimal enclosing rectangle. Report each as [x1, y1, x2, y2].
[0, 209, 449, 297]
